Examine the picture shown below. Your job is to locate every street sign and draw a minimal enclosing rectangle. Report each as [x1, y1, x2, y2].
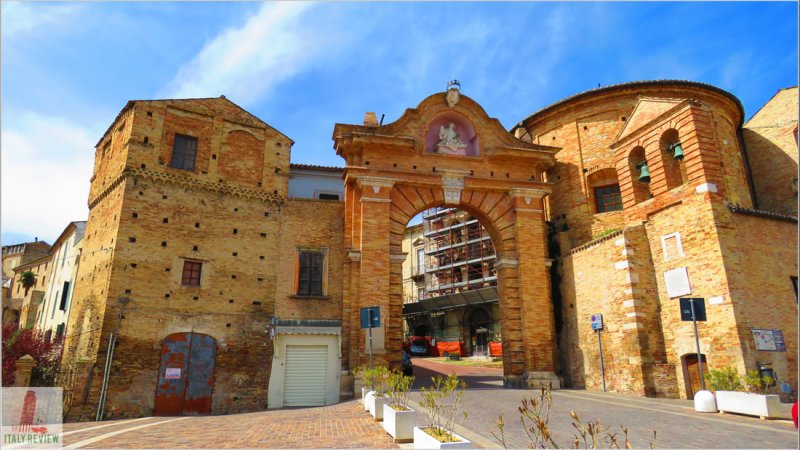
[591, 313, 604, 331]
[360, 306, 381, 329]
[680, 298, 706, 321]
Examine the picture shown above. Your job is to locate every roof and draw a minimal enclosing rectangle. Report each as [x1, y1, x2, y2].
[2, 241, 50, 256]
[513, 80, 745, 132]
[96, 96, 293, 147]
[289, 163, 345, 173]
[13, 253, 53, 272]
[50, 221, 87, 251]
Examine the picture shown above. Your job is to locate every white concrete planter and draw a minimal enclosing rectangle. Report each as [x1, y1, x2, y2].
[413, 426, 472, 449]
[369, 395, 389, 421]
[382, 404, 416, 442]
[364, 390, 376, 411]
[716, 391, 790, 419]
[361, 387, 370, 405]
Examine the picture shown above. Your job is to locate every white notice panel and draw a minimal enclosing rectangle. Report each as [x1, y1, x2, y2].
[664, 267, 691, 298]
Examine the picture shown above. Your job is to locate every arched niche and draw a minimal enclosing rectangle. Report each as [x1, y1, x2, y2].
[587, 168, 622, 214]
[424, 112, 479, 156]
[659, 129, 686, 190]
[628, 146, 651, 204]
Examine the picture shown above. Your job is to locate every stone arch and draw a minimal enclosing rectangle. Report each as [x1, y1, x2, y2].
[336, 88, 561, 390]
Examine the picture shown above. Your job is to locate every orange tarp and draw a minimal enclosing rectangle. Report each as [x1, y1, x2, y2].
[489, 342, 503, 356]
[435, 342, 465, 357]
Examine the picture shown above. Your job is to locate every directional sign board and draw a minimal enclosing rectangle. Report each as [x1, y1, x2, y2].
[591, 313, 604, 331]
[360, 306, 381, 329]
[679, 298, 706, 321]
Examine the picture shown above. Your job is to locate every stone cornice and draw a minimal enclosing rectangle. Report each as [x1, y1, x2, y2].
[357, 176, 397, 189]
[389, 252, 408, 263]
[89, 168, 286, 209]
[509, 188, 549, 199]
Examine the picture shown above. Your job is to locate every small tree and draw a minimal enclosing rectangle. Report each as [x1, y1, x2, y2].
[2, 323, 63, 386]
[17, 270, 37, 296]
[386, 369, 414, 411]
[419, 373, 468, 442]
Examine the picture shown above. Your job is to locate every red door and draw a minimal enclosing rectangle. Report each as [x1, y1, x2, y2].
[154, 332, 217, 415]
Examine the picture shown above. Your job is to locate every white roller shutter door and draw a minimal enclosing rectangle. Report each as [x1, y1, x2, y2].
[283, 345, 328, 406]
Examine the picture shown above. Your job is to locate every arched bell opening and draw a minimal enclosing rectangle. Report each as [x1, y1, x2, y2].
[660, 129, 687, 190]
[628, 146, 652, 204]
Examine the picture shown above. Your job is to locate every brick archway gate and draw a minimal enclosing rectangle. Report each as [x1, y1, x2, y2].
[334, 86, 561, 388]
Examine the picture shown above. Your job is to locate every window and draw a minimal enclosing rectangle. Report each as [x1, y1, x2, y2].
[594, 185, 623, 213]
[661, 232, 684, 260]
[318, 193, 340, 200]
[296, 249, 325, 297]
[181, 260, 202, 286]
[418, 288, 425, 301]
[170, 134, 198, 171]
[416, 249, 425, 275]
[59, 281, 70, 311]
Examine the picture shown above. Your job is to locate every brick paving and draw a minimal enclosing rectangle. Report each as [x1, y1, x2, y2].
[62, 400, 398, 449]
[411, 357, 798, 449]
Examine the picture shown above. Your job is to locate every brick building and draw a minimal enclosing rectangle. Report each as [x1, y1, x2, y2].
[57, 81, 796, 420]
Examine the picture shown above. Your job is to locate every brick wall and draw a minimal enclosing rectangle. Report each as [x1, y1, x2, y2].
[743, 87, 799, 216]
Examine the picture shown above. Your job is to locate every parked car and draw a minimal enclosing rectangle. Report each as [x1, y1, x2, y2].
[402, 351, 413, 376]
[409, 343, 428, 356]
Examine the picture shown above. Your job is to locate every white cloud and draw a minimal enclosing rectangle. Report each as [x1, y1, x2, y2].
[165, 2, 325, 105]
[1, 112, 100, 242]
[1, 2, 81, 38]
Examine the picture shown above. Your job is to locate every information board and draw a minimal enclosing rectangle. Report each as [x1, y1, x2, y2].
[752, 329, 786, 352]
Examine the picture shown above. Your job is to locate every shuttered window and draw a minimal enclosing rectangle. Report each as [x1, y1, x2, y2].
[170, 134, 198, 171]
[297, 250, 324, 297]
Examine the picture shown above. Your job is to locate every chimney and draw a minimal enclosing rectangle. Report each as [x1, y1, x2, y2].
[363, 112, 379, 128]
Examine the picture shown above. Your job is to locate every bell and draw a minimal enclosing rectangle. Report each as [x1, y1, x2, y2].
[671, 142, 685, 160]
[637, 161, 651, 183]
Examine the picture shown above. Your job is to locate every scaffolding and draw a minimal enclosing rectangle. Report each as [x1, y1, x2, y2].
[422, 207, 497, 297]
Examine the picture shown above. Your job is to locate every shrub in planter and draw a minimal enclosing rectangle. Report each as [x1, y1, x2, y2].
[414, 373, 470, 448]
[705, 366, 743, 392]
[364, 366, 390, 418]
[383, 370, 416, 441]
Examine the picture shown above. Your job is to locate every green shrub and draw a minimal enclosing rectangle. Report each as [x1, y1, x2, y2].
[704, 366, 743, 392]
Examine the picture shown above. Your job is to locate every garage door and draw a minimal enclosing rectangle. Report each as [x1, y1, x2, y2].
[284, 345, 328, 407]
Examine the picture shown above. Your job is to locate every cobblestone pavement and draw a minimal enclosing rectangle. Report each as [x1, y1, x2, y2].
[410, 357, 798, 449]
[58, 400, 398, 449]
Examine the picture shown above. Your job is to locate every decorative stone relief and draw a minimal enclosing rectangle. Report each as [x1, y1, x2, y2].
[442, 176, 464, 205]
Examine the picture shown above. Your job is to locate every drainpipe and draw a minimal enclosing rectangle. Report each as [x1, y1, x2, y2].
[96, 296, 130, 421]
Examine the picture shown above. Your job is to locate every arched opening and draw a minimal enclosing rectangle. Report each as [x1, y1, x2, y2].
[466, 307, 493, 357]
[660, 129, 686, 190]
[681, 353, 707, 399]
[401, 207, 500, 362]
[587, 168, 622, 214]
[628, 146, 651, 204]
[154, 332, 217, 416]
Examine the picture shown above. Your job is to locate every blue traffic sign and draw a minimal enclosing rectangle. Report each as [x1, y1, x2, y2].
[360, 306, 381, 329]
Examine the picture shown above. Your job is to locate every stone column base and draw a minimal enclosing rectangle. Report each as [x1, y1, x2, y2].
[504, 372, 561, 389]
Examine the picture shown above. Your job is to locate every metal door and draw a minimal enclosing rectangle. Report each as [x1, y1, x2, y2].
[154, 332, 217, 415]
[284, 345, 327, 407]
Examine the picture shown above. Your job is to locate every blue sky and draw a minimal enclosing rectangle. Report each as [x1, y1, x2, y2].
[2, 1, 797, 245]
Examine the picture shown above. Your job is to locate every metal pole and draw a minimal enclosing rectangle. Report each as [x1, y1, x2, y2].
[368, 309, 374, 371]
[691, 299, 706, 391]
[597, 329, 606, 392]
[96, 299, 129, 421]
[96, 332, 114, 421]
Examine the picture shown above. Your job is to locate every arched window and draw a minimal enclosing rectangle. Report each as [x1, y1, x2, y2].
[628, 146, 651, 204]
[660, 129, 686, 190]
[588, 168, 622, 213]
